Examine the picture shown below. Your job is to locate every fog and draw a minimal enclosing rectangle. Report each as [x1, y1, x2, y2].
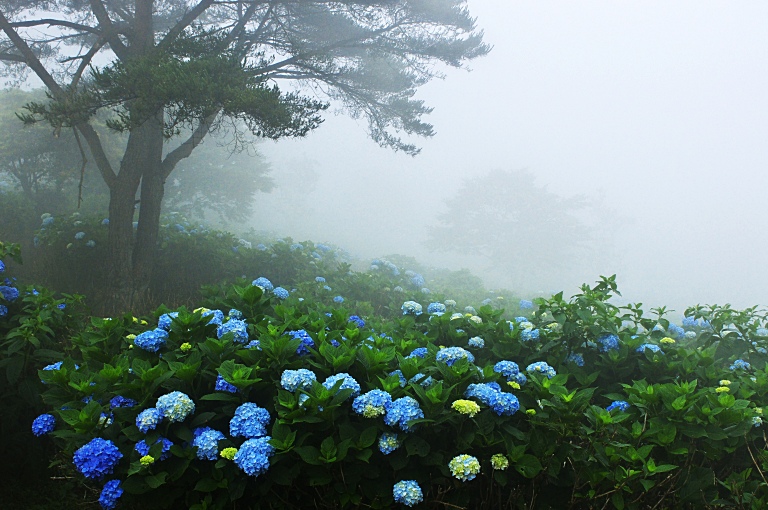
[245, 1, 768, 314]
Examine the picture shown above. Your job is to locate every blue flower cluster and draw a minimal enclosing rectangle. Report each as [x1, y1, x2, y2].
[215, 374, 239, 393]
[730, 359, 751, 371]
[155, 391, 195, 422]
[32, 413, 56, 436]
[135, 437, 173, 461]
[251, 277, 273, 291]
[606, 400, 630, 412]
[598, 334, 620, 352]
[234, 436, 274, 477]
[427, 302, 446, 315]
[384, 397, 424, 432]
[157, 312, 179, 330]
[401, 301, 423, 316]
[526, 361, 557, 379]
[110, 396, 137, 409]
[136, 408, 163, 433]
[134, 328, 168, 352]
[348, 315, 365, 328]
[468, 336, 485, 348]
[333, 295, 344, 303]
[273, 287, 289, 299]
[668, 323, 685, 339]
[0, 285, 19, 302]
[98, 480, 123, 510]
[378, 432, 400, 454]
[353, 389, 393, 418]
[281, 368, 317, 392]
[73, 438, 123, 479]
[193, 428, 226, 460]
[493, 360, 520, 381]
[405, 347, 428, 359]
[230, 403, 271, 438]
[435, 346, 475, 366]
[566, 352, 585, 367]
[636, 343, 664, 354]
[464, 383, 520, 416]
[217, 319, 249, 343]
[322, 373, 361, 399]
[519, 299, 534, 309]
[393, 480, 423, 507]
[521, 328, 540, 342]
[287, 329, 315, 355]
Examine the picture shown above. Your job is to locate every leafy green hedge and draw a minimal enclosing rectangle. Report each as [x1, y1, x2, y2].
[4, 263, 767, 509]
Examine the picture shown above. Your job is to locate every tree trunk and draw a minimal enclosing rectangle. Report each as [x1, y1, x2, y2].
[103, 114, 163, 313]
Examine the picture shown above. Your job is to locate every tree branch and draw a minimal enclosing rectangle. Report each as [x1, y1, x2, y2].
[88, 0, 130, 60]
[161, 109, 221, 180]
[10, 18, 101, 35]
[158, 0, 215, 51]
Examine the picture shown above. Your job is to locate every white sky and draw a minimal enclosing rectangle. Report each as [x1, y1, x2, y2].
[253, 1, 768, 313]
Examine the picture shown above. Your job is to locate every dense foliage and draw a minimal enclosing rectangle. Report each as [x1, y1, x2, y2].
[3, 234, 768, 509]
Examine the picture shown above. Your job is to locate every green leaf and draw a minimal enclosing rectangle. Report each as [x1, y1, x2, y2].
[514, 454, 543, 478]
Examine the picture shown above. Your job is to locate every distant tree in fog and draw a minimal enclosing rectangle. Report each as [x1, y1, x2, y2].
[163, 137, 274, 225]
[0, 0, 489, 310]
[426, 170, 614, 291]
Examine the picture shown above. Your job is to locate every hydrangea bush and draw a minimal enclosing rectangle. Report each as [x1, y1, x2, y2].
[12, 257, 768, 509]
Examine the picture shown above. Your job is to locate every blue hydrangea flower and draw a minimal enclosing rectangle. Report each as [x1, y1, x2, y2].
[0, 260, 4, 273]
[228, 308, 243, 319]
[110, 396, 137, 409]
[566, 352, 585, 367]
[408, 373, 435, 388]
[86, 240, 95, 247]
[348, 315, 365, 328]
[0, 285, 19, 302]
[393, 480, 423, 507]
[490, 392, 520, 416]
[352, 389, 393, 418]
[230, 403, 271, 438]
[273, 287, 289, 299]
[157, 312, 178, 330]
[468, 336, 485, 348]
[384, 397, 424, 432]
[74, 231, 85, 240]
[215, 374, 239, 393]
[636, 343, 664, 354]
[101, 218, 109, 225]
[606, 400, 630, 412]
[0, 304, 7, 317]
[136, 408, 163, 433]
[388, 369, 407, 387]
[493, 360, 520, 380]
[481, 298, 492, 306]
[378, 432, 400, 454]
[406, 347, 428, 359]
[410, 274, 425, 288]
[234, 436, 274, 477]
[519, 299, 534, 310]
[287, 329, 315, 355]
[401, 301, 423, 316]
[281, 368, 317, 392]
[32, 414, 56, 436]
[73, 438, 123, 479]
[521, 328, 540, 342]
[98, 480, 123, 510]
[464, 383, 498, 405]
[731, 359, 751, 371]
[135, 437, 173, 461]
[315, 276, 326, 283]
[668, 323, 685, 339]
[252, 277, 273, 291]
[435, 346, 475, 366]
[598, 334, 620, 352]
[526, 361, 557, 379]
[217, 319, 249, 343]
[193, 428, 225, 460]
[322, 373, 361, 399]
[134, 328, 168, 352]
[427, 302, 446, 315]
[201, 308, 224, 326]
[155, 391, 195, 423]
[245, 339, 261, 350]
[449, 454, 481, 482]
[333, 295, 344, 303]
[464, 306, 477, 315]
